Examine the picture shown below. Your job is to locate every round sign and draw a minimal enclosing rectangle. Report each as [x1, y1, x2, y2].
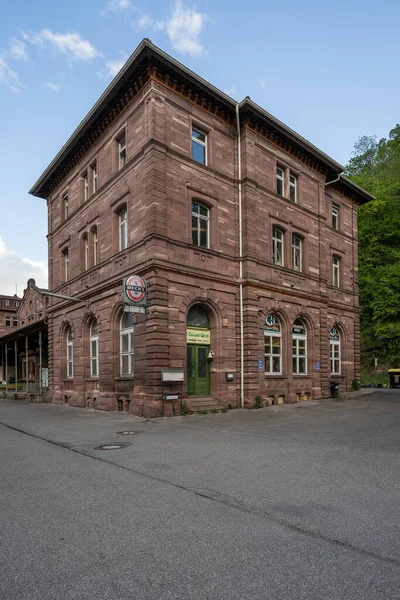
[125, 275, 146, 303]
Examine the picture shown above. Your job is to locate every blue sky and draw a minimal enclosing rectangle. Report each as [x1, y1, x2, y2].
[0, 0, 399, 295]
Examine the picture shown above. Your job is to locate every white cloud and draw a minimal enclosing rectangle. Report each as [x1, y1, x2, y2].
[259, 79, 266, 90]
[43, 81, 60, 93]
[166, 1, 208, 56]
[224, 86, 236, 97]
[23, 29, 102, 63]
[137, 14, 153, 29]
[101, 0, 132, 16]
[0, 57, 21, 93]
[9, 39, 29, 61]
[98, 52, 128, 79]
[0, 236, 48, 296]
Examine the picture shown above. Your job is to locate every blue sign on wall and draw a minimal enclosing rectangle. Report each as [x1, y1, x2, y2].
[316, 361, 321, 371]
[258, 360, 264, 371]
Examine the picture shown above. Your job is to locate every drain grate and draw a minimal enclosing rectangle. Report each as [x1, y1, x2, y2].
[95, 444, 127, 450]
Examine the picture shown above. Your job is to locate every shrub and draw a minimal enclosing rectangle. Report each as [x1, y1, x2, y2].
[254, 395, 262, 409]
[351, 379, 361, 391]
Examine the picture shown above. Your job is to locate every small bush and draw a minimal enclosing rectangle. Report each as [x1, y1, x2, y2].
[254, 395, 262, 409]
[210, 408, 219, 414]
[351, 379, 361, 391]
[227, 404, 234, 410]
[220, 407, 228, 413]
[182, 401, 191, 416]
[1, 391, 6, 399]
[199, 410, 209, 414]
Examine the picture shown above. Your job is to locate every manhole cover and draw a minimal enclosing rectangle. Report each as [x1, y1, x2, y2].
[118, 431, 137, 435]
[95, 444, 126, 450]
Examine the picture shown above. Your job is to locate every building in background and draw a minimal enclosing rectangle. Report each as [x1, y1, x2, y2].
[0, 279, 48, 393]
[0, 293, 21, 337]
[28, 39, 373, 416]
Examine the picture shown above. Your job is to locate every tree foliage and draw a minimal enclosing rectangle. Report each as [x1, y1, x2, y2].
[346, 125, 400, 367]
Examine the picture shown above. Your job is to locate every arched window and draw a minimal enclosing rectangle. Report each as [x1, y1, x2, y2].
[192, 202, 209, 248]
[292, 319, 307, 374]
[187, 305, 210, 328]
[120, 311, 134, 376]
[264, 314, 282, 374]
[66, 327, 73, 379]
[330, 327, 341, 375]
[272, 227, 284, 266]
[90, 320, 99, 378]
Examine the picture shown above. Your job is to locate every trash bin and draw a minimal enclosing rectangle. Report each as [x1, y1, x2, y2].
[330, 380, 339, 397]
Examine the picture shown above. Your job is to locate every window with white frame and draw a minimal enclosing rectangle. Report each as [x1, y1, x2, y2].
[292, 234, 302, 271]
[192, 202, 209, 248]
[90, 320, 99, 378]
[118, 134, 126, 169]
[332, 204, 339, 230]
[83, 173, 89, 201]
[66, 327, 73, 378]
[92, 162, 98, 194]
[289, 173, 297, 203]
[292, 319, 307, 374]
[332, 256, 340, 287]
[63, 192, 69, 220]
[120, 311, 134, 376]
[272, 227, 284, 266]
[276, 167, 285, 196]
[119, 208, 128, 251]
[330, 327, 341, 375]
[4, 300, 9, 307]
[82, 234, 89, 271]
[15, 301, 19, 307]
[264, 314, 282, 374]
[5, 317, 11, 327]
[12, 318, 17, 327]
[63, 248, 69, 281]
[92, 227, 98, 266]
[192, 127, 207, 165]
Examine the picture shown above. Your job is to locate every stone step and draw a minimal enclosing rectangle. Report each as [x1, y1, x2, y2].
[188, 397, 220, 412]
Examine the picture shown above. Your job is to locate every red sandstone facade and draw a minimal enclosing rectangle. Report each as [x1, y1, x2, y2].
[0, 294, 21, 337]
[29, 40, 372, 415]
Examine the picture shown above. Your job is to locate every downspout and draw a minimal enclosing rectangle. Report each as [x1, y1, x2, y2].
[325, 174, 341, 187]
[235, 104, 244, 408]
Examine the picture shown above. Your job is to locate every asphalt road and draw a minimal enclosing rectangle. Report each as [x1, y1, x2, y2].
[1, 391, 399, 599]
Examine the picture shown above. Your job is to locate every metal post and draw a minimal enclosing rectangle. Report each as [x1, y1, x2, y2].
[14, 340, 18, 392]
[162, 379, 164, 418]
[25, 334, 29, 394]
[5, 343, 8, 394]
[180, 381, 183, 416]
[39, 329, 43, 395]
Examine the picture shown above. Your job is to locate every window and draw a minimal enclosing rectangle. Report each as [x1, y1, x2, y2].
[276, 167, 284, 196]
[5, 317, 11, 327]
[292, 319, 307, 374]
[292, 234, 302, 271]
[192, 202, 209, 248]
[12, 318, 17, 327]
[4, 299, 9, 307]
[332, 204, 339, 230]
[15, 301, 19, 307]
[330, 327, 341, 375]
[119, 208, 128, 251]
[63, 193, 69, 220]
[83, 173, 89, 201]
[118, 134, 126, 169]
[332, 256, 340, 287]
[264, 314, 282, 374]
[289, 174, 297, 203]
[272, 227, 284, 266]
[92, 228, 98, 266]
[66, 327, 73, 379]
[92, 162, 98, 194]
[90, 321, 99, 378]
[63, 249, 69, 281]
[192, 127, 207, 165]
[120, 312, 134, 376]
[82, 234, 89, 271]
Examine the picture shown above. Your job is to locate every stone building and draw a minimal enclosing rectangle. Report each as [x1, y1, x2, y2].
[0, 293, 21, 337]
[29, 39, 372, 415]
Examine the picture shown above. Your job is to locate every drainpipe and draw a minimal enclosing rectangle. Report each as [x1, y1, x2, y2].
[325, 175, 341, 187]
[235, 104, 244, 408]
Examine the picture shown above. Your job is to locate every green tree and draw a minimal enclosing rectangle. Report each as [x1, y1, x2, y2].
[346, 125, 400, 368]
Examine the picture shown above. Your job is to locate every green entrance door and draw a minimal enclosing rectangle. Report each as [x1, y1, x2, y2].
[187, 345, 210, 396]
